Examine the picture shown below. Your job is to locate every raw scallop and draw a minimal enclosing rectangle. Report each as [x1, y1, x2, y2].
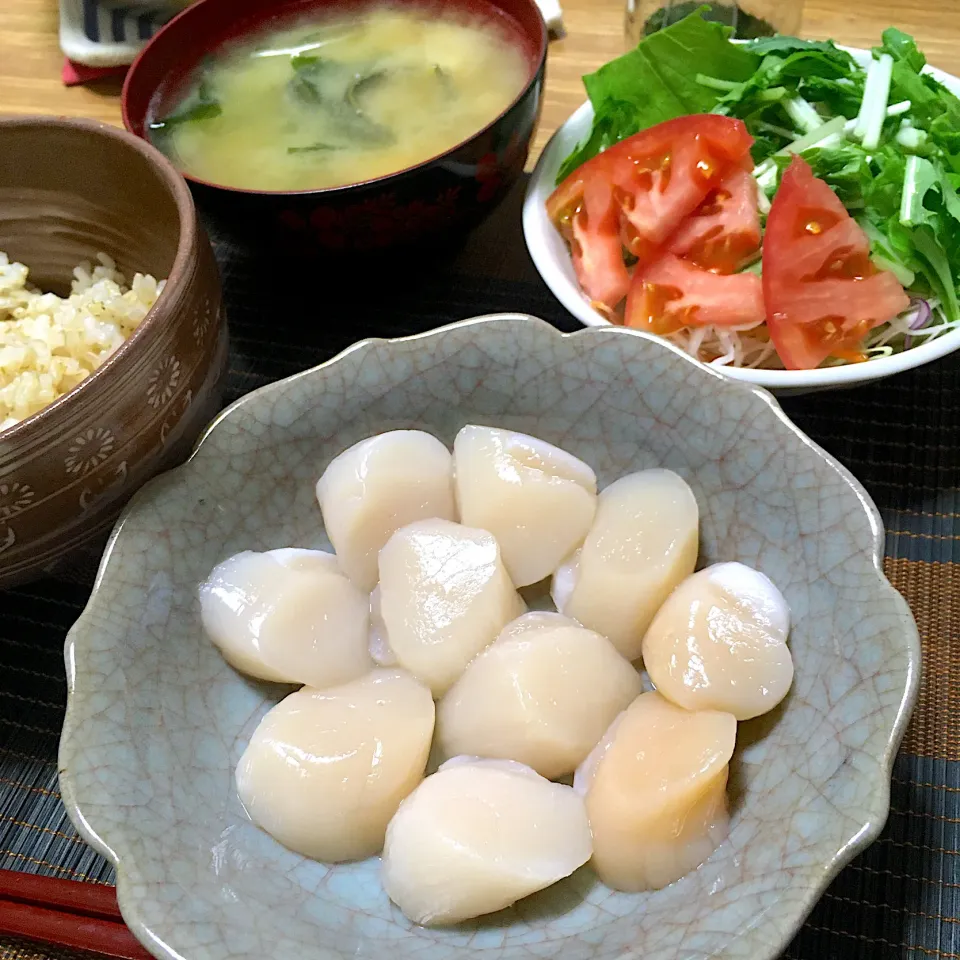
[453, 425, 597, 586]
[236, 669, 434, 862]
[642, 562, 793, 721]
[437, 614, 642, 778]
[576, 691, 736, 892]
[199, 547, 371, 687]
[315, 430, 456, 590]
[382, 757, 592, 925]
[498, 610, 575, 639]
[552, 469, 699, 660]
[376, 518, 525, 696]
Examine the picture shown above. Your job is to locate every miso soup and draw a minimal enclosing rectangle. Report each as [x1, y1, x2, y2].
[148, 6, 532, 191]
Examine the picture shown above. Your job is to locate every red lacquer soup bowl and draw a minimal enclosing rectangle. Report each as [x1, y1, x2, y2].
[122, 0, 547, 254]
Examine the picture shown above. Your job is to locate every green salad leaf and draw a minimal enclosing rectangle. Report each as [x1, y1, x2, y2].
[875, 27, 926, 72]
[709, 45, 863, 161]
[794, 145, 869, 206]
[556, 9, 960, 334]
[915, 226, 960, 320]
[939, 164, 960, 222]
[741, 37, 845, 56]
[791, 142, 960, 321]
[556, 9, 758, 180]
[876, 28, 960, 136]
[899, 155, 940, 227]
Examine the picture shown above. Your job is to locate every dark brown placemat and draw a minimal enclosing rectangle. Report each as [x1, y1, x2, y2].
[2, 178, 958, 960]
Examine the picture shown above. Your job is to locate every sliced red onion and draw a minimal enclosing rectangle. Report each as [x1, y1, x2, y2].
[903, 299, 932, 349]
[909, 298, 932, 330]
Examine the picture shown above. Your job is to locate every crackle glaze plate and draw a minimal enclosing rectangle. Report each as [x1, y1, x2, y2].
[59, 314, 919, 960]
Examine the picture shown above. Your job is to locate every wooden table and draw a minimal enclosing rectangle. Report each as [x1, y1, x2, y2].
[0, 0, 956, 163]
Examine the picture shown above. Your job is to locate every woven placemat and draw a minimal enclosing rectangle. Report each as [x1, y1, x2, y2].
[1, 179, 958, 960]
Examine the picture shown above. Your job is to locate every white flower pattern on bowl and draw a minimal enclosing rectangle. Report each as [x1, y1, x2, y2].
[64, 427, 116, 477]
[146, 357, 182, 409]
[0, 480, 35, 519]
[192, 299, 217, 346]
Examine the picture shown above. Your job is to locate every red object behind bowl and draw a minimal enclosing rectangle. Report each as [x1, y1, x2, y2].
[122, 0, 547, 253]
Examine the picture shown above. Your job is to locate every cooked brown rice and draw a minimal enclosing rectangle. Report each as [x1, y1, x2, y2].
[0, 251, 165, 431]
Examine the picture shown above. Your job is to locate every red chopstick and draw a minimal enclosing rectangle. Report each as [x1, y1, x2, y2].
[0, 869, 153, 960]
[2, 871, 124, 921]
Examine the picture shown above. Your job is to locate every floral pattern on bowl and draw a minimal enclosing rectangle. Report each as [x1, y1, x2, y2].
[59, 314, 919, 960]
[0, 116, 228, 587]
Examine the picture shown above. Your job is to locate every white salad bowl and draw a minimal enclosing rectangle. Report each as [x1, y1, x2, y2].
[523, 49, 960, 395]
[59, 315, 918, 960]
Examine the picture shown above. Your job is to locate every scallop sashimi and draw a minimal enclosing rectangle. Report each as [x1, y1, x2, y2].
[367, 584, 394, 666]
[375, 518, 525, 696]
[453, 426, 598, 587]
[315, 430, 456, 590]
[382, 757, 592, 925]
[552, 469, 699, 661]
[437, 615, 643, 778]
[498, 610, 577, 639]
[236, 669, 434, 862]
[576, 691, 736, 892]
[642, 562, 793, 721]
[199, 548, 372, 688]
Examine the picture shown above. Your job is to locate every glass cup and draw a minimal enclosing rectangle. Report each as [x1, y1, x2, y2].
[625, 0, 804, 46]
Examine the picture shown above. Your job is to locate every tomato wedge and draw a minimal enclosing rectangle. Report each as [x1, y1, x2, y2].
[553, 162, 632, 310]
[763, 156, 910, 370]
[665, 168, 761, 273]
[547, 116, 754, 308]
[624, 253, 765, 334]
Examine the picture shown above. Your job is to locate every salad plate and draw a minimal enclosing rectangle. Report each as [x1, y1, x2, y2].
[524, 28, 960, 394]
